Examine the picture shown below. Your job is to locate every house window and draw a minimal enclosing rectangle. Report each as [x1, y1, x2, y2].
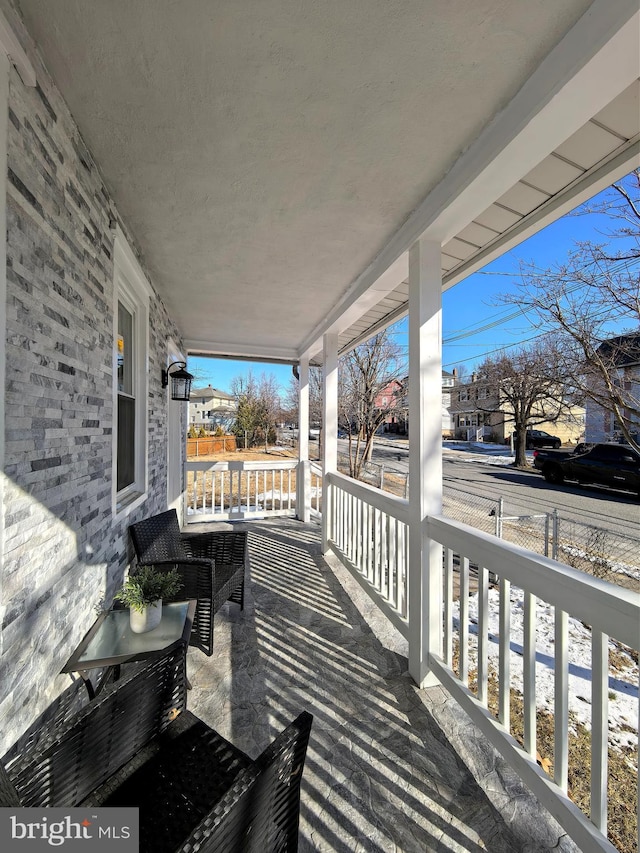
[116, 300, 135, 491]
[458, 388, 469, 402]
[113, 226, 151, 515]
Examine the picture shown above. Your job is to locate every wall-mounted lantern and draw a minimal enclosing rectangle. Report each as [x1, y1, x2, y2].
[161, 360, 194, 401]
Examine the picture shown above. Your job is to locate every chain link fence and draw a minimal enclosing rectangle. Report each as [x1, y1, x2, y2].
[553, 515, 640, 588]
[441, 487, 639, 591]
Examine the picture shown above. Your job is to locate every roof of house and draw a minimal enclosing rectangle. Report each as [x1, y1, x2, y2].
[597, 332, 640, 367]
[190, 385, 235, 400]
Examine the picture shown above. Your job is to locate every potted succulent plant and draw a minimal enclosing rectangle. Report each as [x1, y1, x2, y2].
[115, 565, 183, 634]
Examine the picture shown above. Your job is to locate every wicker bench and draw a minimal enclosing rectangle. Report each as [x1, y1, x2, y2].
[1, 643, 312, 853]
[130, 509, 247, 656]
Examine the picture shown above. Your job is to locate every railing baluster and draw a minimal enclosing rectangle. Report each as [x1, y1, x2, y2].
[363, 501, 369, 579]
[460, 556, 469, 685]
[591, 628, 609, 835]
[444, 547, 453, 667]
[388, 515, 397, 605]
[342, 488, 347, 551]
[523, 590, 536, 758]
[477, 564, 489, 705]
[356, 496, 362, 568]
[375, 508, 382, 591]
[381, 511, 388, 596]
[498, 577, 511, 731]
[554, 607, 568, 791]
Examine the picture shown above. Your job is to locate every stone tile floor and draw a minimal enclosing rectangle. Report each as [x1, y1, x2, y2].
[186, 517, 575, 853]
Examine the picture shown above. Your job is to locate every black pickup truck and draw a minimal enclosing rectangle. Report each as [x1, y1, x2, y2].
[533, 442, 640, 497]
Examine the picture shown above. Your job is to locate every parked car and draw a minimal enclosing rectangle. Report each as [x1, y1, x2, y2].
[521, 429, 561, 449]
[533, 442, 640, 497]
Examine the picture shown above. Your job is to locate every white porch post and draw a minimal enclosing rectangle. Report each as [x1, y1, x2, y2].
[408, 238, 443, 687]
[321, 333, 338, 553]
[297, 356, 311, 522]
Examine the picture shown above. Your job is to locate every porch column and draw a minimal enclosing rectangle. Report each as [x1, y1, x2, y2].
[408, 237, 443, 687]
[297, 356, 311, 523]
[321, 332, 338, 553]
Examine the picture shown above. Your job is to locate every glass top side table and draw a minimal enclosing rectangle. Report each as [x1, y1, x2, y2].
[62, 599, 196, 698]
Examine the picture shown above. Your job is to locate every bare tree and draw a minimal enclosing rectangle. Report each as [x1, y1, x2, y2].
[338, 331, 406, 480]
[284, 366, 323, 429]
[499, 170, 640, 450]
[256, 372, 282, 452]
[476, 340, 579, 467]
[231, 370, 282, 450]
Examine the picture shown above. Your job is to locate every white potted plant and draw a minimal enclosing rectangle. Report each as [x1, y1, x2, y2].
[115, 566, 183, 634]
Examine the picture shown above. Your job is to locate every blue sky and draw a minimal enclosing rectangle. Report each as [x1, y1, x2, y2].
[189, 175, 636, 394]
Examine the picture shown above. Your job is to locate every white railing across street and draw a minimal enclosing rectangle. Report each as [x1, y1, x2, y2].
[185, 460, 298, 522]
[325, 472, 639, 853]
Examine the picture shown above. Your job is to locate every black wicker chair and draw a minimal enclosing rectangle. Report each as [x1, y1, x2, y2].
[130, 509, 247, 656]
[1, 643, 312, 853]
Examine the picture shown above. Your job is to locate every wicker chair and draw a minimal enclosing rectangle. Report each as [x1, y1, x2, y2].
[1, 643, 312, 853]
[129, 509, 246, 656]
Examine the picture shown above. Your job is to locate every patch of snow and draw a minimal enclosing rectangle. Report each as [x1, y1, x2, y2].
[453, 586, 639, 752]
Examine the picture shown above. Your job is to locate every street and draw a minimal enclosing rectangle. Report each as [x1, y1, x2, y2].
[357, 439, 639, 538]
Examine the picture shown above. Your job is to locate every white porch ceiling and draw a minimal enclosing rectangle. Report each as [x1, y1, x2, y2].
[10, 0, 640, 365]
[339, 79, 640, 355]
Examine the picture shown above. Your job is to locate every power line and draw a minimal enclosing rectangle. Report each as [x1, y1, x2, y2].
[442, 256, 638, 345]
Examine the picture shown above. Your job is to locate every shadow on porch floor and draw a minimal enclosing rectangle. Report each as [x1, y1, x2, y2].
[185, 517, 572, 853]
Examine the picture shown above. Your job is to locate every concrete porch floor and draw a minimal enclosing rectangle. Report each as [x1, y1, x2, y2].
[185, 517, 575, 853]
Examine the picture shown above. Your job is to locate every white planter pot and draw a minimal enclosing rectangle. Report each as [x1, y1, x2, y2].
[129, 599, 162, 634]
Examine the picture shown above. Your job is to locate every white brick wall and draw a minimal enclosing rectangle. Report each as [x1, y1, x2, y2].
[0, 21, 185, 750]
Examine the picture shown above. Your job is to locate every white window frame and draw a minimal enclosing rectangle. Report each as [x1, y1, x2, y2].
[112, 225, 152, 518]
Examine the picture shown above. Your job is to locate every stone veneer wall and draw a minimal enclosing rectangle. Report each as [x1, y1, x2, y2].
[0, 10, 184, 751]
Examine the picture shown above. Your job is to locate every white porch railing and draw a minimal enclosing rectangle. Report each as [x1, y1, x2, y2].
[325, 471, 409, 639]
[325, 473, 639, 853]
[185, 460, 298, 522]
[309, 462, 323, 518]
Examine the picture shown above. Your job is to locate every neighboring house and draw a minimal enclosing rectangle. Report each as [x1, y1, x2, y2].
[375, 379, 406, 433]
[388, 371, 458, 437]
[188, 385, 237, 432]
[440, 369, 457, 438]
[585, 333, 640, 443]
[450, 374, 585, 443]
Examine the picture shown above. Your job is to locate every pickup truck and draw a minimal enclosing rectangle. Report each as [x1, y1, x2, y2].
[533, 442, 640, 497]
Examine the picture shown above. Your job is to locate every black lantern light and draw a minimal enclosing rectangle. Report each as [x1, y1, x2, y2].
[161, 360, 194, 401]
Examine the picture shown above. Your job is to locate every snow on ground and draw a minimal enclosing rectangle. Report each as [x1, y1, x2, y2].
[453, 586, 639, 752]
[442, 440, 525, 466]
[186, 488, 320, 516]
